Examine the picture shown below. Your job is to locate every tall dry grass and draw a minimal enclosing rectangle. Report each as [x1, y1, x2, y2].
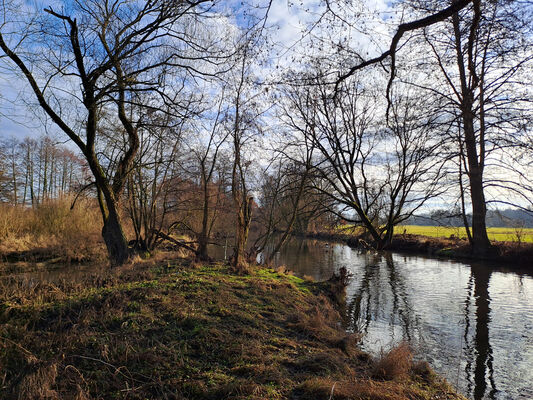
[0, 196, 104, 262]
[372, 342, 414, 381]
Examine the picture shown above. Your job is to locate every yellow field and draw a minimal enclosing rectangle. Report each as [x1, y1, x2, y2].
[396, 225, 533, 243]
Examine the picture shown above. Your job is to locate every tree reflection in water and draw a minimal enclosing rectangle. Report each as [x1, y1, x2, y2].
[344, 253, 497, 400]
[345, 253, 417, 346]
[259, 238, 531, 400]
[464, 265, 497, 400]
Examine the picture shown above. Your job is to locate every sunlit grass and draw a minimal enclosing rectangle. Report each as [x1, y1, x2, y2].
[396, 225, 533, 243]
[0, 260, 464, 399]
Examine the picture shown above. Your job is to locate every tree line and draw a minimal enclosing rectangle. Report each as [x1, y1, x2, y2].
[0, 135, 86, 206]
[0, 0, 531, 266]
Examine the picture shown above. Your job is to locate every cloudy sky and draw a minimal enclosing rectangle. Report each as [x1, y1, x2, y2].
[0, 0, 399, 143]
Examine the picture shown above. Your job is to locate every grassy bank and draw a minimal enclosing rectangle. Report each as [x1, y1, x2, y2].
[302, 227, 533, 269]
[387, 234, 533, 268]
[0, 258, 464, 399]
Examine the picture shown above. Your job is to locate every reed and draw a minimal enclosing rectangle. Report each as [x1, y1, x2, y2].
[0, 196, 104, 262]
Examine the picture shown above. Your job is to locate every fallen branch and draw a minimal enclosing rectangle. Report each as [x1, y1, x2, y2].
[150, 230, 197, 253]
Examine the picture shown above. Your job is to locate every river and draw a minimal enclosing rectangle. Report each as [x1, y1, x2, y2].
[2, 239, 532, 399]
[264, 237, 533, 400]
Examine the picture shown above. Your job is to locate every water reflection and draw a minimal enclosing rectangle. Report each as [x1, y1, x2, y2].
[265, 238, 533, 400]
[2, 238, 532, 399]
[466, 265, 497, 399]
[345, 253, 417, 345]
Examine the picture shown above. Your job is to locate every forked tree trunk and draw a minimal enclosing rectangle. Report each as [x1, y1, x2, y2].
[451, 11, 492, 257]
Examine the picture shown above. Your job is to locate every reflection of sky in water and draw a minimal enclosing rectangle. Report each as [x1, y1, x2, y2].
[268, 238, 533, 400]
[4, 238, 532, 400]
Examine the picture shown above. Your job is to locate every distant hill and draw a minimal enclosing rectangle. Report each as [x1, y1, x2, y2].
[407, 208, 533, 228]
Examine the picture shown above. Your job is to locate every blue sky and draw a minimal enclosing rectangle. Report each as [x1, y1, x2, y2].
[0, 0, 396, 141]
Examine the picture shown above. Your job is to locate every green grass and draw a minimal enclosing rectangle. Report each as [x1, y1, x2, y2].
[396, 225, 533, 243]
[0, 258, 465, 400]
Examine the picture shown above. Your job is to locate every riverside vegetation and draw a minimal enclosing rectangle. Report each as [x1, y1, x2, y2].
[310, 225, 533, 269]
[0, 198, 104, 265]
[0, 254, 465, 400]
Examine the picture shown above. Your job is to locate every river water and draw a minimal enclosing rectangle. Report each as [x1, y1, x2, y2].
[265, 238, 533, 400]
[2, 240, 532, 399]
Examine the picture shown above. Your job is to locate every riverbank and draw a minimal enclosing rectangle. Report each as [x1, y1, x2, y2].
[388, 234, 533, 268]
[296, 231, 533, 270]
[0, 257, 464, 399]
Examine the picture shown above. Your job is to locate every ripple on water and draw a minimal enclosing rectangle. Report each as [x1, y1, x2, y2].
[271, 238, 533, 400]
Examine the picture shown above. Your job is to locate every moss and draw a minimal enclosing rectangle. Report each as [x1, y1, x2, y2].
[0, 261, 465, 400]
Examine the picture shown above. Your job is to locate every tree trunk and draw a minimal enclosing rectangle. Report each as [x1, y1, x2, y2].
[463, 107, 491, 256]
[232, 196, 253, 273]
[452, 11, 492, 256]
[468, 166, 491, 255]
[380, 224, 394, 249]
[357, 209, 383, 248]
[233, 222, 248, 271]
[196, 182, 210, 261]
[102, 205, 130, 266]
[96, 178, 131, 266]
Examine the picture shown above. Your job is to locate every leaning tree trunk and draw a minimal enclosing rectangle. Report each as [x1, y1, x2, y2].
[380, 224, 394, 249]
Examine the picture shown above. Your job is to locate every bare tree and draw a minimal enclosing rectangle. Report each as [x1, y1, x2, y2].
[0, 0, 225, 264]
[403, 0, 533, 254]
[0, 134, 86, 205]
[251, 134, 315, 264]
[282, 74, 444, 248]
[225, 41, 266, 272]
[125, 112, 187, 252]
[332, 0, 474, 102]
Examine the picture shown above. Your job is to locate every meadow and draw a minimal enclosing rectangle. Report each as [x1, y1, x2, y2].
[396, 225, 533, 243]
[0, 258, 464, 399]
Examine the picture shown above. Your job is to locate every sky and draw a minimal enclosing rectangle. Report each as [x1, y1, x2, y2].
[0, 76, 39, 139]
[0, 0, 398, 140]
[1, 0, 532, 212]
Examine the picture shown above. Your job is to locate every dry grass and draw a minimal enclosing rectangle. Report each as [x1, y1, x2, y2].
[0, 261, 465, 399]
[0, 197, 104, 263]
[16, 362, 58, 400]
[372, 342, 414, 381]
[296, 375, 460, 400]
